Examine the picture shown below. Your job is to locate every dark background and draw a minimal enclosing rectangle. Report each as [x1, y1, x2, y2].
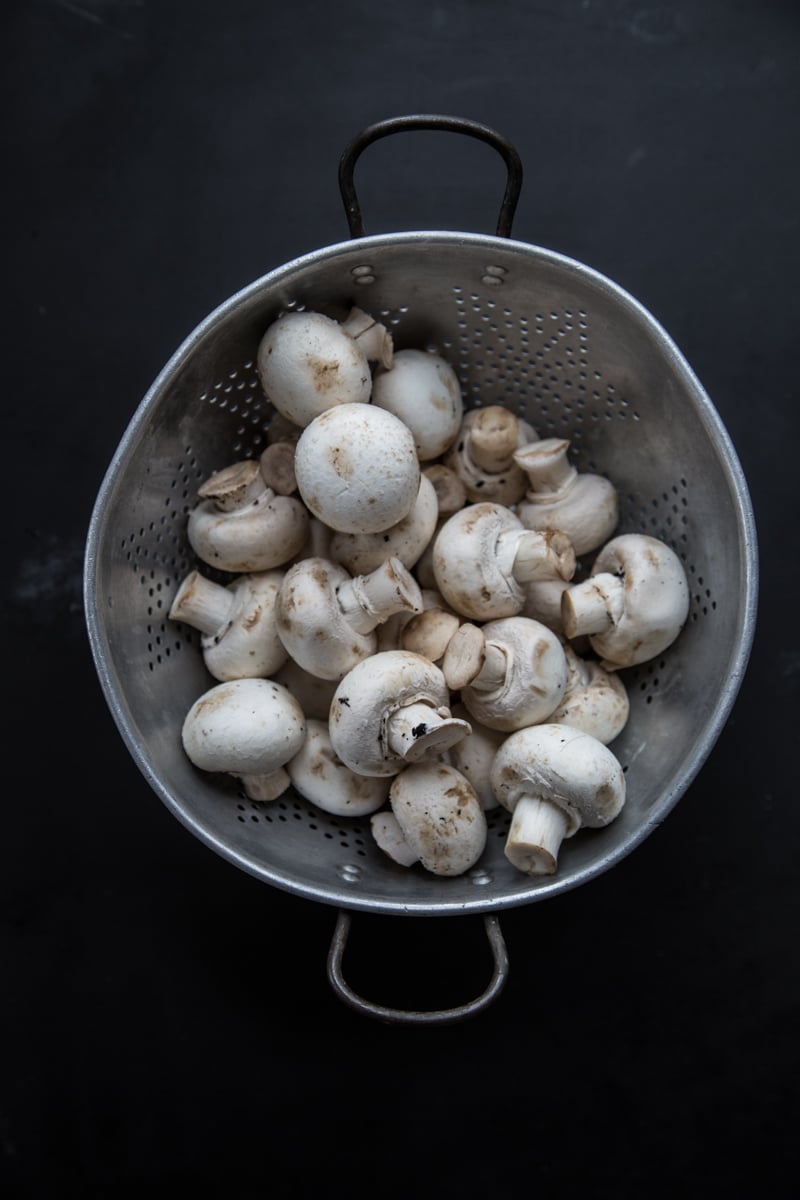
[6, 0, 799, 1194]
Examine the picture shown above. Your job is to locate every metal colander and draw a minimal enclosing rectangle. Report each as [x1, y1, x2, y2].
[84, 115, 758, 1024]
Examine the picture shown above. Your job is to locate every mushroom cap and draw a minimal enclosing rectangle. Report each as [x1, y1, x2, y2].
[287, 719, 390, 817]
[273, 657, 339, 721]
[446, 703, 504, 811]
[294, 403, 421, 534]
[432, 501, 528, 620]
[389, 761, 487, 876]
[329, 650, 454, 777]
[548, 645, 630, 745]
[455, 616, 569, 732]
[256, 310, 373, 427]
[275, 557, 376, 681]
[201, 570, 287, 681]
[490, 723, 626, 837]
[371, 348, 464, 461]
[329, 471, 439, 575]
[181, 678, 306, 776]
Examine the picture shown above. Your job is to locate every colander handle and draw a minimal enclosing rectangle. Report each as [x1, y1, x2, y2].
[338, 113, 523, 239]
[326, 909, 509, 1025]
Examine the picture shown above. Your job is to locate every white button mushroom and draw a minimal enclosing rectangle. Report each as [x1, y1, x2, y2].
[443, 404, 538, 505]
[275, 555, 423, 682]
[187, 458, 309, 573]
[561, 532, 690, 669]
[272, 656, 339, 722]
[256, 306, 393, 428]
[293, 402, 421, 534]
[168, 568, 287, 682]
[432, 501, 577, 621]
[441, 616, 568, 732]
[258, 440, 299, 496]
[369, 810, 421, 868]
[490, 723, 626, 876]
[413, 463, 468, 590]
[181, 677, 306, 802]
[329, 650, 472, 777]
[370, 347, 464, 462]
[379, 761, 487, 877]
[547, 643, 630, 745]
[513, 437, 619, 557]
[287, 718, 390, 817]
[445, 702, 504, 812]
[328, 471, 439, 576]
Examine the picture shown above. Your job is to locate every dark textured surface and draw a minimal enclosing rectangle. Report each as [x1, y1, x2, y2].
[6, 1, 798, 1194]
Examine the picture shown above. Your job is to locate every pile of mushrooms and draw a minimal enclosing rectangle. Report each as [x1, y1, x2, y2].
[170, 304, 690, 879]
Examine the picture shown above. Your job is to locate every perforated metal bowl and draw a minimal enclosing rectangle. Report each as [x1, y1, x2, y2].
[84, 116, 758, 1024]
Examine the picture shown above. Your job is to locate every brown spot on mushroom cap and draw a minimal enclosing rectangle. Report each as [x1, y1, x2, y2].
[305, 354, 341, 393]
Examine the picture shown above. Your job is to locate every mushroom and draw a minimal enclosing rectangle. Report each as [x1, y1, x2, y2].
[291, 513, 335, 564]
[413, 463, 468, 590]
[329, 650, 472, 777]
[287, 718, 390, 817]
[272, 657, 338, 722]
[370, 347, 464, 462]
[256, 306, 393, 428]
[293, 402, 421, 534]
[181, 677, 306, 802]
[372, 761, 487, 877]
[369, 811, 420, 868]
[168, 568, 287, 682]
[432, 501, 576, 621]
[513, 437, 619, 556]
[443, 405, 538, 505]
[441, 616, 568, 732]
[561, 532, 690, 669]
[187, 458, 309, 573]
[275, 555, 423, 681]
[264, 409, 303, 447]
[445, 702, 504, 811]
[259, 440, 298, 496]
[329, 470, 439, 575]
[490, 723, 626, 876]
[547, 643, 630, 745]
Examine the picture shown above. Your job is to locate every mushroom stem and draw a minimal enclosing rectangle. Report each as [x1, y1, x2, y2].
[236, 767, 292, 803]
[504, 528, 577, 583]
[169, 570, 234, 634]
[469, 405, 522, 472]
[441, 623, 507, 692]
[336, 557, 423, 635]
[197, 459, 268, 512]
[341, 306, 393, 368]
[466, 640, 507, 692]
[370, 810, 419, 867]
[561, 573, 626, 639]
[386, 703, 472, 763]
[505, 796, 570, 876]
[514, 438, 577, 497]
